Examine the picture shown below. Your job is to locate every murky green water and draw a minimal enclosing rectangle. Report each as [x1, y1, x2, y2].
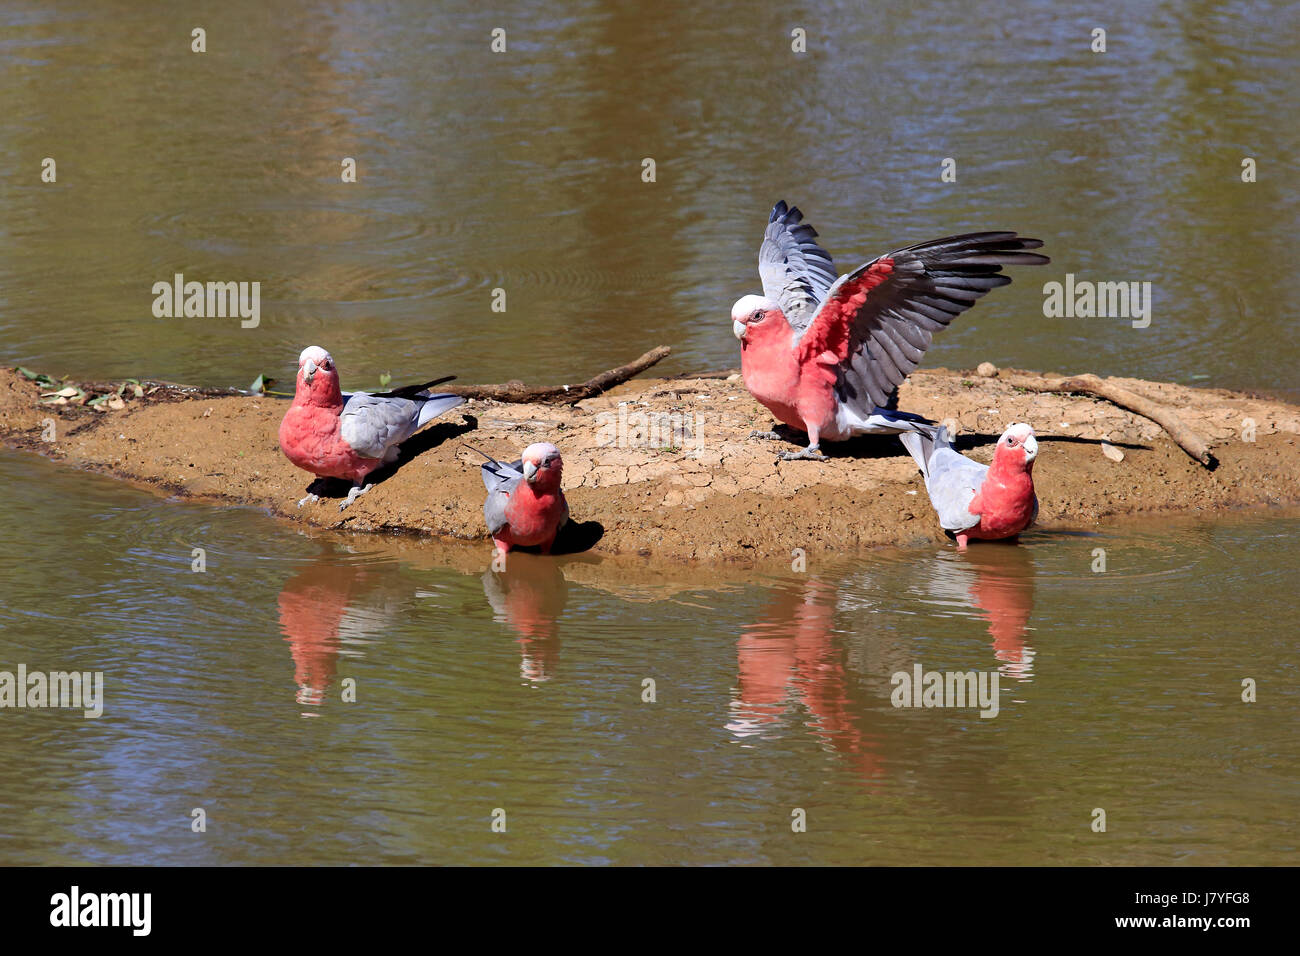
[1, 0, 1296, 390]
[1, 1, 1297, 865]
[0, 449, 1296, 865]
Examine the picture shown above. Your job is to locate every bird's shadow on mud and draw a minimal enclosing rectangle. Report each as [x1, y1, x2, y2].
[555, 519, 604, 555]
[396, 413, 479, 465]
[504, 519, 605, 557]
[801, 430, 1152, 465]
[299, 414, 480, 501]
[750, 425, 1147, 460]
[950, 432, 1150, 453]
[755, 425, 908, 461]
[829, 434, 914, 460]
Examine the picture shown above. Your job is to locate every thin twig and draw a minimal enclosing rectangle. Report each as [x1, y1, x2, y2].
[443, 346, 671, 404]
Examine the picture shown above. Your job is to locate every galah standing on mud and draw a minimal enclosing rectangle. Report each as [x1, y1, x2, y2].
[733, 201, 1048, 460]
[279, 345, 465, 510]
[478, 443, 569, 557]
[899, 422, 1039, 550]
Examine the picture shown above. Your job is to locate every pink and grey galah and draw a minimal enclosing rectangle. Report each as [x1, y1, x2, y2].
[733, 201, 1048, 460]
[279, 345, 465, 510]
[478, 443, 569, 558]
[900, 422, 1039, 550]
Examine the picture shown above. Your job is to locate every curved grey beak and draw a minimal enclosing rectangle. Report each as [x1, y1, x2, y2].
[302, 359, 318, 384]
[522, 460, 538, 482]
[732, 319, 747, 340]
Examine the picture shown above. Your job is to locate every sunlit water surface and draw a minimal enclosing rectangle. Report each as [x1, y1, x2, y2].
[0, 0, 1296, 391]
[0, 450, 1295, 865]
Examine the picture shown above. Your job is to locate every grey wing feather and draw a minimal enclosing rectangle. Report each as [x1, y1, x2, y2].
[758, 201, 837, 332]
[340, 392, 423, 459]
[900, 426, 985, 532]
[925, 447, 988, 532]
[479, 456, 524, 493]
[483, 491, 511, 535]
[480, 457, 524, 535]
[814, 232, 1049, 411]
[340, 391, 465, 459]
[372, 375, 456, 399]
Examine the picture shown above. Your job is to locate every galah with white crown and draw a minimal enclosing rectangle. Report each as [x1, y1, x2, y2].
[478, 442, 569, 558]
[733, 201, 1048, 460]
[900, 422, 1039, 550]
[279, 345, 465, 510]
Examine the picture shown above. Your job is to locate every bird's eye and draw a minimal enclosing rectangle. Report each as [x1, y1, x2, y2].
[1008, 438, 1018, 446]
[753, 310, 765, 322]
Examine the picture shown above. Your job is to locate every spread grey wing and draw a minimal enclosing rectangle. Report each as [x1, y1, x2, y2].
[758, 200, 837, 332]
[810, 232, 1048, 412]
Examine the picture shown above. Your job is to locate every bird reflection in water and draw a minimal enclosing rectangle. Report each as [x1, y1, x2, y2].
[482, 555, 569, 683]
[277, 552, 405, 714]
[728, 577, 884, 785]
[924, 545, 1037, 681]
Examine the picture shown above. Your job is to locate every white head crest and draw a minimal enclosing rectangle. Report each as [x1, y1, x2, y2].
[731, 294, 775, 322]
[1000, 422, 1038, 462]
[299, 345, 331, 368]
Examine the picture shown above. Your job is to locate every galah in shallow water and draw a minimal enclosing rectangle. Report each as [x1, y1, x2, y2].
[279, 345, 465, 510]
[478, 442, 569, 557]
[899, 422, 1039, 550]
[733, 201, 1048, 460]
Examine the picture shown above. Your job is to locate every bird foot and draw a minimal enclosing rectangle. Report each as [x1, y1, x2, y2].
[338, 483, 372, 512]
[297, 493, 320, 508]
[779, 445, 829, 462]
[748, 429, 785, 442]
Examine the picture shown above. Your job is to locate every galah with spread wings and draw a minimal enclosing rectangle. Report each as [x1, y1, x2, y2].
[899, 423, 1039, 550]
[279, 346, 465, 510]
[478, 443, 569, 558]
[733, 201, 1048, 460]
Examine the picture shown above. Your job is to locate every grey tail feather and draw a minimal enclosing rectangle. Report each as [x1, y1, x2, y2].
[372, 374, 457, 399]
[898, 423, 946, 478]
[898, 432, 930, 478]
[416, 393, 465, 427]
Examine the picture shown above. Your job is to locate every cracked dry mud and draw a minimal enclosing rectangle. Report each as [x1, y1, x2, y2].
[3, 366, 1298, 564]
